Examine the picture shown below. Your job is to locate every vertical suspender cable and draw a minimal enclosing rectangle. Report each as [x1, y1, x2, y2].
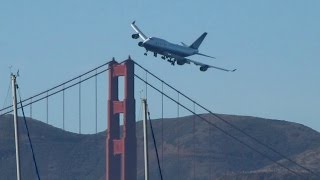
[145, 72, 148, 99]
[95, 69, 98, 134]
[177, 93, 180, 117]
[210, 124, 213, 179]
[161, 82, 164, 175]
[30, 98, 32, 119]
[79, 77, 81, 134]
[46, 91, 48, 124]
[193, 102, 196, 180]
[63, 85, 65, 130]
[177, 92, 180, 179]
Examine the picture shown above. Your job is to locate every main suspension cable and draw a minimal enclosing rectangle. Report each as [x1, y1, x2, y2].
[134, 73, 311, 179]
[0, 60, 124, 116]
[134, 62, 319, 178]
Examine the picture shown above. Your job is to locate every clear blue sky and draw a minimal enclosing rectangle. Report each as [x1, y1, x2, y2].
[1, 1, 319, 132]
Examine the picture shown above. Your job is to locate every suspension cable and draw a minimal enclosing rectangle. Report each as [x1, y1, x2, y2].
[0, 60, 114, 115]
[134, 62, 319, 178]
[0, 61, 123, 116]
[134, 73, 312, 179]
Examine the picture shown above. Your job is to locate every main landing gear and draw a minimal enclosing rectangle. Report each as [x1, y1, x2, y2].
[144, 50, 148, 56]
[161, 55, 175, 65]
[154, 52, 157, 57]
[167, 58, 175, 66]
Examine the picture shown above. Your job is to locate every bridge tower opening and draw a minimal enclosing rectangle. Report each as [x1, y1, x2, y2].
[106, 58, 136, 180]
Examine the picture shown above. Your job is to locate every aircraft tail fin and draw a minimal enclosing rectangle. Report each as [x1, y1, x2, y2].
[190, 32, 207, 49]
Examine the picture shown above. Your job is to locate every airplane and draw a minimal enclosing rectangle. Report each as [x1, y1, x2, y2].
[131, 21, 236, 72]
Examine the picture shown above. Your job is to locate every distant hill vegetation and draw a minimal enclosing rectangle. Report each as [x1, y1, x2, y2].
[0, 114, 319, 180]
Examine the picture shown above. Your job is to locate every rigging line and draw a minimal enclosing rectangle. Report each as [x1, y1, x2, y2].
[0, 64, 115, 116]
[0, 60, 114, 113]
[17, 86, 41, 180]
[147, 106, 164, 180]
[134, 74, 307, 179]
[134, 62, 319, 177]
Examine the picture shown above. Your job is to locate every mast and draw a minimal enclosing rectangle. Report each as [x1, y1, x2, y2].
[142, 99, 149, 180]
[11, 74, 21, 180]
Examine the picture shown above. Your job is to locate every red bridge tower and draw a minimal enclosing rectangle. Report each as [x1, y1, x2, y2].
[106, 58, 136, 180]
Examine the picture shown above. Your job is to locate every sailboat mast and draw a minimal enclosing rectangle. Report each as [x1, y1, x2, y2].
[11, 74, 21, 180]
[142, 99, 149, 180]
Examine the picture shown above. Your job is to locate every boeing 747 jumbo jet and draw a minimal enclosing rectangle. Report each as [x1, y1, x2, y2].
[131, 21, 236, 72]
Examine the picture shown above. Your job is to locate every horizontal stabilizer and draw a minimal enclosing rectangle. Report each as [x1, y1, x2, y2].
[180, 42, 188, 47]
[196, 53, 216, 59]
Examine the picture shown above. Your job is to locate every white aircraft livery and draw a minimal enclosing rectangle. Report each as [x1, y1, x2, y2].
[131, 21, 236, 72]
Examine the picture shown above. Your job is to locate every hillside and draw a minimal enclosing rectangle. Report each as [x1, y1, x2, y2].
[0, 114, 319, 180]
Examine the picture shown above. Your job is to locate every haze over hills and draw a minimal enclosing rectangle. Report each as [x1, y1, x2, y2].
[0, 114, 319, 180]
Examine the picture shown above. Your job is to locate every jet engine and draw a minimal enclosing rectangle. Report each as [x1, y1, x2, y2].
[176, 59, 187, 65]
[138, 41, 144, 47]
[132, 33, 139, 39]
[200, 65, 209, 72]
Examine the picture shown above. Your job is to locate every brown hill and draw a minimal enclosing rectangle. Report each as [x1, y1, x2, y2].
[0, 114, 319, 180]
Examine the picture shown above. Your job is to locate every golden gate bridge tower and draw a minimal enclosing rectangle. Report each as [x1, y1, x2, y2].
[106, 59, 136, 180]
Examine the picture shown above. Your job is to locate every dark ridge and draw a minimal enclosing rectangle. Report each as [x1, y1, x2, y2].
[1, 114, 319, 180]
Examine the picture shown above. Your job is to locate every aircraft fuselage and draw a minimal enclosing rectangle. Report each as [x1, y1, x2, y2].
[142, 37, 198, 57]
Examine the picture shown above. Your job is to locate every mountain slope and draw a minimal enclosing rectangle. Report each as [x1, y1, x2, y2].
[0, 114, 319, 180]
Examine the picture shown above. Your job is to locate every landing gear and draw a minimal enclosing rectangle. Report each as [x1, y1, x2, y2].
[167, 59, 175, 66]
[161, 55, 166, 60]
[144, 50, 148, 56]
[154, 52, 157, 57]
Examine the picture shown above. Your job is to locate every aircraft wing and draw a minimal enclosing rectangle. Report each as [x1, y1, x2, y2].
[185, 58, 236, 72]
[131, 21, 148, 41]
